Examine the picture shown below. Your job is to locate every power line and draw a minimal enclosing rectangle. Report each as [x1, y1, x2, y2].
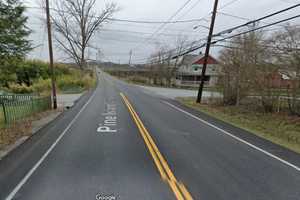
[214, 3, 300, 37]
[107, 18, 208, 24]
[217, 11, 252, 21]
[132, 0, 193, 50]
[177, 0, 242, 48]
[138, 10, 300, 64]
[171, 3, 300, 59]
[99, 28, 205, 37]
[175, 14, 300, 58]
[176, 0, 204, 20]
[135, 21, 300, 64]
[218, 0, 240, 10]
[24, 5, 205, 24]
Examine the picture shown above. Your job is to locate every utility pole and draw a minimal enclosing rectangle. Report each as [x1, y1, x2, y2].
[196, 0, 219, 103]
[128, 50, 132, 66]
[45, 0, 57, 109]
[97, 49, 101, 63]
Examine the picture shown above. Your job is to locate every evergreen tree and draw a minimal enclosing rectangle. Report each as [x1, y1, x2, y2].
[0, 0, 32, 87]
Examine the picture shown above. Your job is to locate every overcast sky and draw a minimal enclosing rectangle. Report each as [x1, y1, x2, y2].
[23, 0, 300, 64]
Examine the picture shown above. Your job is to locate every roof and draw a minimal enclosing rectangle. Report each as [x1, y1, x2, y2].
[279, 70, 297, 79]
[180, 54, 218, 65]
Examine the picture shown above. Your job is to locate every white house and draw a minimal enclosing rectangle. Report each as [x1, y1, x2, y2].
[175, 54, 219, 87]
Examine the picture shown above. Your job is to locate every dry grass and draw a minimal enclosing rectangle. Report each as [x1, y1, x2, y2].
[0, 109, 60, 150]
[178, 97, 300, 154]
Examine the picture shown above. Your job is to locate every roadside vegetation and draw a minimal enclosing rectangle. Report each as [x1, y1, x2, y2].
[0, 109, 60, 149]
[0, 107, 4, 128]
[0, 0, 98, 151]
[178, 97, 300, 154]
[176, 26, 300, 154]
[0, 61, 96, 149]
[0, 60, 96, 95]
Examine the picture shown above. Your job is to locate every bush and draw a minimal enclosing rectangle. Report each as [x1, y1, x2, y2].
[4, 59, 95, 94]
[56, 72, 96, 93]
[16, 60, 50, 86]
[32, 78, 52, 95]
[127, 76, 148, 84]
[81, 73, 96, 89]
[9, 83, 34, 94]
[57, 75, 83, 91]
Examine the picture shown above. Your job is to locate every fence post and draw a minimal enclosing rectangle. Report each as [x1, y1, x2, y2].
[31, 98, 35, 113]
[2, 103, 7, 124]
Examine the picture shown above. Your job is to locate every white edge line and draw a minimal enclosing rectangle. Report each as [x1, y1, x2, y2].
[163, 101, 300, 172]
[6, 91, 96, 200]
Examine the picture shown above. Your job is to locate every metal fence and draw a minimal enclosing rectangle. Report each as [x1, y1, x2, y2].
[0, 94, 35, 104]
[0, 95, 52, 125]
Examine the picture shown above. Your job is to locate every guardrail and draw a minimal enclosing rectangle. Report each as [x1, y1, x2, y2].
[0, 95, 52, 125]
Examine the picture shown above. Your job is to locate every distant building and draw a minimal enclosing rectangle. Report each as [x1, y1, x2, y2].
[262, 70, 299, 88]
[175, 54, 219, 87]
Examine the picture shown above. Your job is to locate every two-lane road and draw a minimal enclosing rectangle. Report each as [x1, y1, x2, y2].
[1, 71, 300, 200]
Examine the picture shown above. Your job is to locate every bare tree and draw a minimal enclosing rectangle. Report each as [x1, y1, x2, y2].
[173, 35, 189, 68]
[51, 0, 117, 69]
[271, 24, 300, 115]
[219, 30, 271, 107]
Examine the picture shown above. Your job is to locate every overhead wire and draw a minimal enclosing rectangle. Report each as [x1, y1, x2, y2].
[131, 0, 193, 51]
[174, 14, 300, 58]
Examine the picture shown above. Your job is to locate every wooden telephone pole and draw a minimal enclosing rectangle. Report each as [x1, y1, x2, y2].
[129, 50, 133, 66]
[196, 0, 219, 103]
[45, 0, 57, 109]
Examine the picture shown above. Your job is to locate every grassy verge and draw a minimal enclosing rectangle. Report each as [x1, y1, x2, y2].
[178, 97, 300, 154]
[0, 106, 4, 128]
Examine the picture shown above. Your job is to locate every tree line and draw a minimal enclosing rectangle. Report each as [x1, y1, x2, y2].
[219, 25, 300, 115]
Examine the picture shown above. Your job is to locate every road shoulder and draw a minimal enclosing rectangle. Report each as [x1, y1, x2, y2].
[165, 98, 300, 169]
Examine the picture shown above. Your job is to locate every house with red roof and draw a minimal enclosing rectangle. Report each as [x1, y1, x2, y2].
[175, 54, 219, 87]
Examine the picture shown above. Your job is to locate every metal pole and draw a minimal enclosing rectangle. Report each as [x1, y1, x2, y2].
[129, 50, 132, 66]
[45, 0, 57, 109]
[196, 0, 219, 103]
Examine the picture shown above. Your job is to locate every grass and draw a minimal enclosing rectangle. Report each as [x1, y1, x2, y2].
[0, 109, 60, 149]
[56, 70, 96, 93]
[0, 106, 4, 128]
[178, 97, 300, 154]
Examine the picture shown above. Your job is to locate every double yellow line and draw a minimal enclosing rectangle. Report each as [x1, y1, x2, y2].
[120, 93, 193, 200]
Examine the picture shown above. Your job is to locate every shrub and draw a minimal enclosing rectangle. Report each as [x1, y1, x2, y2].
[128, 76, 148, 84]
[32, 78, 52, 95]
[9, 83, 34, 94]
[16, 60, 50, 86]
[81, 73, 96, 89]
[56, 72, 95, 93]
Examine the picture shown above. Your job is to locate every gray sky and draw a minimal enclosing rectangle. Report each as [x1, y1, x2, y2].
[23, 0, 300, 64]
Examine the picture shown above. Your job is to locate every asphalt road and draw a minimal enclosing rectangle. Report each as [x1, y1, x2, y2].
[1, 70, 300, 200]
